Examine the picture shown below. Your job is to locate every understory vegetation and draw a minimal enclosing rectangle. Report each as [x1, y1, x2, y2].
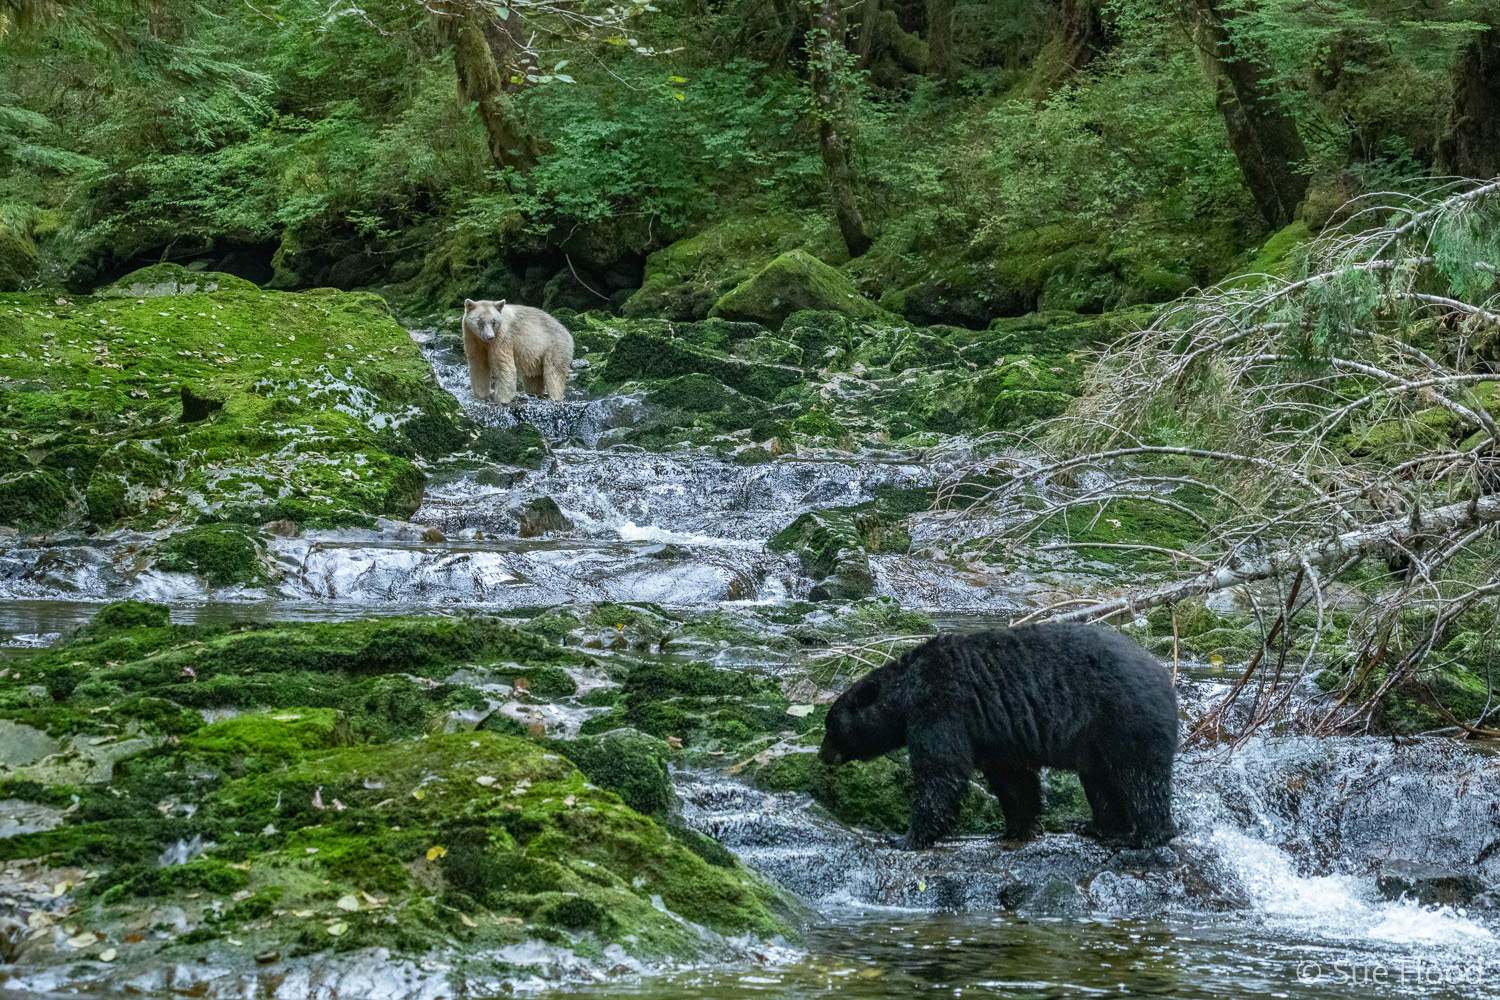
[2, 0, 1499, 324]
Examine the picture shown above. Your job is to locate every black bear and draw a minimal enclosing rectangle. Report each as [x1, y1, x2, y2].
[818, 623, 1178, 849]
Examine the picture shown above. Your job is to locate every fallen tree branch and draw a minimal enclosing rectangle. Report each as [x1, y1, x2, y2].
[1042, 494, 1500, 624]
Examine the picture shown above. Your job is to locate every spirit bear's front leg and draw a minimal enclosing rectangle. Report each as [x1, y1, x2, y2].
[490, 341, 519, 404]
[463, 332, 493, 402]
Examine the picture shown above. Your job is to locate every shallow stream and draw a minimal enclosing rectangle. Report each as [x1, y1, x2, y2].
[3, 334, 1499, 999]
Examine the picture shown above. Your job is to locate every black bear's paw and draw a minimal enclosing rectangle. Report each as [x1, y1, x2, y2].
[889, 830, 936, 851]
[1001, 823, 1041, 844]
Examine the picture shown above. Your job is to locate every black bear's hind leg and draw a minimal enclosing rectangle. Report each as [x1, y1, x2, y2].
[1118, 767, 1179, 848]
[898, 734, 972, 850]
[983, 767, 1042, 841]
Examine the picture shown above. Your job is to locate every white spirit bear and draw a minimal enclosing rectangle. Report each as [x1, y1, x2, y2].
[462, 299, 574, 403]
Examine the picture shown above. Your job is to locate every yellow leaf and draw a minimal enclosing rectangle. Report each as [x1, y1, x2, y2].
[672, 91, 686, 101]
[427, 845, 447, 861]
[669, 75, 687, 83]
[411, 789, 425, 800]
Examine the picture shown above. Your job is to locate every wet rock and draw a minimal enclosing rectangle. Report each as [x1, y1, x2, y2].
[1377, 860, 1489, 907]
[261, 518, 301, 538]
[511, 496, 574, 537]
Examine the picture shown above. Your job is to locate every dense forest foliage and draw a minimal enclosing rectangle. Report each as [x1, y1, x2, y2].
[1, 0, 1498, 322]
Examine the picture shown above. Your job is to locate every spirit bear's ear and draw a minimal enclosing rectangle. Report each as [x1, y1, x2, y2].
[463, 299, 476, 312]
[495, 299, 506, 310]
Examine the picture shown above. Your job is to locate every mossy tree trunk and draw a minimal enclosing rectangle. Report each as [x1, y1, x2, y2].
[808, 0, 874, 258]
[1440, 26, 1500, 179]
[853, 0, 880, 69]
[1194, 0, 1308, 227]
[1053, 0, 1111, 83]
[926, 0, 953, 79]
[430, 0, 537, 173]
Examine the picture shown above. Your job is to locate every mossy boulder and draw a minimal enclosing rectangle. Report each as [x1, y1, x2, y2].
[151, 524, 273, 588]
[100, 263, 260, 297]
[580, 661, 813, 752]
[0, 604, 797, 977]
[0, 468, 68, 530]
[511, 496, 574, 537]
[546, 728, 674, 818]
[622, 212, 832, 321]
[601, 330, 802, 402]
[1, 272, 540, 532]
[711, 250, 882, 328]
[781, 310, 858, 371]
[769, 503, 911, 602]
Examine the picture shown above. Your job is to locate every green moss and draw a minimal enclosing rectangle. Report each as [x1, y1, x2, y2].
[545, 729, 673, 818]
[1237, 221, 1312, 284]
[768, 503, 912, 602]
[72, 599, 172, 639]
[710, 250, 883, 328]
[583, 661, 809, 751]
[0, 468, 68, 529]
[153, 524, 271, 588]
[621, 211, 829, 321]
[0, 602, 798, 968]
[101, 263, 260, 297]
[601, 331, 801, 401]
[0, 276, 526, 530]
[780, 310, 856, 371]
[0, 220, 38, 292]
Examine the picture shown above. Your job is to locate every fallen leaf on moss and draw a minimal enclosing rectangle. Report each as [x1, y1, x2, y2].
[99, 947, 117, 962]
[475, 776, 497, 787]
[459, 913, 477, 927]
[66, 933, 96, 949]
[426, 846, 447, 861]
[337, 895, 359, 912]
[326, 921, 348, 937]
[785, 704, 815, 717]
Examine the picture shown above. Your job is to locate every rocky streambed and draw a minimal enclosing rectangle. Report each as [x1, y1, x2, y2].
[1, 269, 1498, 997]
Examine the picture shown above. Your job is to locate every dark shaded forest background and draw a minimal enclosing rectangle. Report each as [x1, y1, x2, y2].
[2, 0, 1498, 323]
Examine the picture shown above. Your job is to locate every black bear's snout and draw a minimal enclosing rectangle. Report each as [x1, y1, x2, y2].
[818, 742, 844, 766]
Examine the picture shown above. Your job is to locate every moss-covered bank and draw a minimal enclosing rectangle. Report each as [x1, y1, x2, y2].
[0, 603, 799, 986]
[0, 264, 542, 535]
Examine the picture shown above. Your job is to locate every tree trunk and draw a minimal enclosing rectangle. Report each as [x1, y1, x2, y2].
[926, 0, 953, 80]
[853, 0, 880, 70]
[1053, 0, 1110, 82]
[1439, 26, 1500, 179]
[1195, 0, 1308, 227]
[431, 1, 535, 172]
[808, 0, 873, 257]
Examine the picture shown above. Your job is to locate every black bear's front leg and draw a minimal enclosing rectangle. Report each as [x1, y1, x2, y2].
[897, 732, 973, 850]
[982, 766, 1042, 841]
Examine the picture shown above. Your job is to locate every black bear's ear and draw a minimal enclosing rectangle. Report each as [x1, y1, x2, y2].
[852, 679, 880, 708]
